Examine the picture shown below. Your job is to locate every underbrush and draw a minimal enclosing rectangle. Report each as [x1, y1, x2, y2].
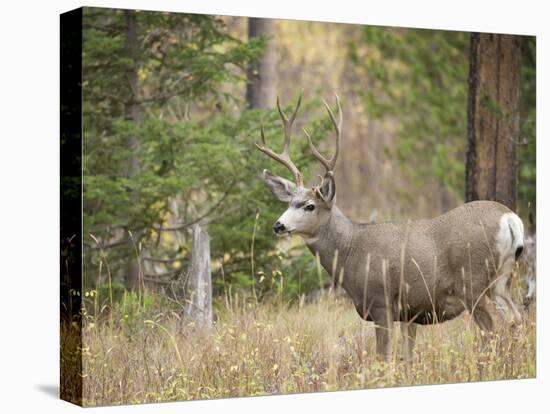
[77, 291, 536, 406]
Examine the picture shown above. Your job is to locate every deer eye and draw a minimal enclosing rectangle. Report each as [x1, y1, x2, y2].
[304, 204, 315, 212]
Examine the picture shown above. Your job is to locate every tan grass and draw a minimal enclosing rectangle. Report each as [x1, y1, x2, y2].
[79, 295, 536, 407]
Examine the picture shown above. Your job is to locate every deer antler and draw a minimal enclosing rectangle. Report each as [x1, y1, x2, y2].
[303, 93, 342, 174]
[255, 94, 304, 187]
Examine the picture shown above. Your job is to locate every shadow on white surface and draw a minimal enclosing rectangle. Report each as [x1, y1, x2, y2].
[36, 384, 59, 399]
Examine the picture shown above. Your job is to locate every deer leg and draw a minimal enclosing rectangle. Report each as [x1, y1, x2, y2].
[400, 322, 417, 362]
[472, 299, 494, 353]
[375, 324, 392, 359]
[492, 258, 523, 325]
[472, 300, 493, 333]
[372, 306, 393, 359]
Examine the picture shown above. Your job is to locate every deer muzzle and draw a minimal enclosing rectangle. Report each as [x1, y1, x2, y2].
[273, 221, 287, 235]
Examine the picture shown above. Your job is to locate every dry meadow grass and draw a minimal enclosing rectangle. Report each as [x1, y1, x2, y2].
[77, 289, 536, 407]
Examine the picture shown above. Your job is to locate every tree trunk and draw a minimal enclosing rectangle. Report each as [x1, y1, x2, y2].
[124, 10, 141, 291]
[246, 18, 276, 109]
[465, 33, 521, 211]
[185, 224, 212, 327]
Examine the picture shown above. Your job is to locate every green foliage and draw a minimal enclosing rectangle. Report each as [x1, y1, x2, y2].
[349, 29, 536, 222]
[82, 9, 266, 123]
[518, 37, 536, 228]
[349, 28, 470, 196]
[82, 8, 331, 299]
[96, 281, 125, 305]
[115, 291, 177, 336]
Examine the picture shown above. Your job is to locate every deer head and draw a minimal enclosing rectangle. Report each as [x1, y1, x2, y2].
[256, 93, 342, 238]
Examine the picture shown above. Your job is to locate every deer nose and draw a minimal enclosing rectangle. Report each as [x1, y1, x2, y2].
[273, 221, 286, 234]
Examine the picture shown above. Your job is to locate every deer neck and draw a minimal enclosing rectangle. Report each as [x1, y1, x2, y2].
[305, 205, 354, 283]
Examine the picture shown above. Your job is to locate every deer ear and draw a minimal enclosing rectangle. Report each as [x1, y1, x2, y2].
[262, 169, 295, 202]
[317, 172, 336, 206]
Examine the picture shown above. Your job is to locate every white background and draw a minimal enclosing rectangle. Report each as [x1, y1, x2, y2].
[0, 0, 547, 412]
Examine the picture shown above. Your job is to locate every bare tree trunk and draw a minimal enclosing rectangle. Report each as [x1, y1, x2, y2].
[246, 18, 276, 109]
[185, 224, 212, 327]
[124, 10, 141, 290]
[465, 33, 521, 211]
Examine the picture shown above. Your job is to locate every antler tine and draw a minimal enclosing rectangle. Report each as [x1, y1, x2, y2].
[303, 93, 342, 173]
[259, 124, 267, 146]
[276, 93, 302, 154]
[302, 128, 331, 172]
[255, 94, 304, 186]
[322, 93, 342, 138]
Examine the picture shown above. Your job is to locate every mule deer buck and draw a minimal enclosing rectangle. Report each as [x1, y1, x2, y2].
[256, 93, 525, 359]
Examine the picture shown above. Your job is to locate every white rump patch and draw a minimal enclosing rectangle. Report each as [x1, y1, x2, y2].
[495, 212, 524, 265]
[492, 212, 525, 324]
